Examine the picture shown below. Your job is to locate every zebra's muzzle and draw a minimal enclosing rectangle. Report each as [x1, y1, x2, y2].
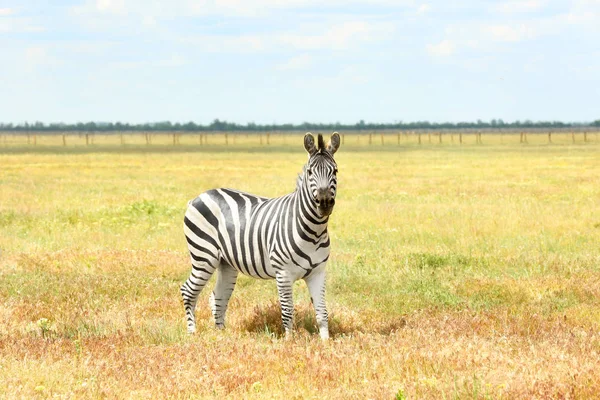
[316, 197, 335, 217]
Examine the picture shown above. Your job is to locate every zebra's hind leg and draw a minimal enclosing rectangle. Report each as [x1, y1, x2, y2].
[209, 263, 238, 329]
[180, 255, 218, 334]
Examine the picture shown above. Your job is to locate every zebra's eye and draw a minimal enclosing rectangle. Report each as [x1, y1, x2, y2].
[307, 169, 312, 176]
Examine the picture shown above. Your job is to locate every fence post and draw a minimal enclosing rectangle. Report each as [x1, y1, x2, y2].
[418, 131, 422, 145]
[584, 131, 588, 142]
[342, 134, 345, 145]
[548, 131, 552, 143]
[86, 133, 89, 146]
[380, 133, 384, 145]
[120, 133, 124, 145]
[571, 132, 575, 144]
[369, 132, 372, 145]
[438, 131, 442, 144]
[62, 134, 66, 146]
[266, 133, 270, 145]
[459, 132, 463, 144]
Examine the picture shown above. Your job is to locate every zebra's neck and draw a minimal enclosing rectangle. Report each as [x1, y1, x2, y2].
[292, 167, 329, 237]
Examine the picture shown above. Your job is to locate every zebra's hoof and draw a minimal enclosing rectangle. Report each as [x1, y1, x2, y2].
[187, 326, 196, 334]
[319, 328, 330, 341]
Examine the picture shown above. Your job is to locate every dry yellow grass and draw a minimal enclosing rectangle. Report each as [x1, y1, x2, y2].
[1, 135, 599, 398]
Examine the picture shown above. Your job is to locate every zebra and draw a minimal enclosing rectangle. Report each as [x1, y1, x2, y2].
[180, 132, 340, 340]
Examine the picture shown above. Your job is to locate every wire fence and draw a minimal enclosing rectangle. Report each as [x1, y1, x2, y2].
[1, 129, 599, 148]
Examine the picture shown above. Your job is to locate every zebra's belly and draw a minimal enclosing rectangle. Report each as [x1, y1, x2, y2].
[223, 244, 330, 281]
[222, 250, 277, 280]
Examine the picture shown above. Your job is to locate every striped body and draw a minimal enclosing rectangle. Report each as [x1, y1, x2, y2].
[184, 188, 331, 281]
[180, 132, 340, 339]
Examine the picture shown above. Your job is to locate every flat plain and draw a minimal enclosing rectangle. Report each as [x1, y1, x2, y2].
[1, 133, 599, 398]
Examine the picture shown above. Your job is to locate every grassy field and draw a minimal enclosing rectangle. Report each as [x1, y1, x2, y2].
[1, 135, 599, 398]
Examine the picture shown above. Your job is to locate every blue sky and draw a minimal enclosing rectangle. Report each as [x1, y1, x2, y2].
[1, 0, 599, 124]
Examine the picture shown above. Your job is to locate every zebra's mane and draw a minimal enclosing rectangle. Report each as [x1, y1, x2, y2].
[296, 164, 307, 191]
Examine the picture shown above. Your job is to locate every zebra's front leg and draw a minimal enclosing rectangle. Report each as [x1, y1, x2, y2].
[304, 266, 329, 340]
[275, 272, 295, 339]
[210, 263, 238, 329]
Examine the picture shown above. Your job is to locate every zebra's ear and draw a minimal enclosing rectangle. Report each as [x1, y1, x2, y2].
[304, 132, 317, 155]
[327, 132, 341, 155]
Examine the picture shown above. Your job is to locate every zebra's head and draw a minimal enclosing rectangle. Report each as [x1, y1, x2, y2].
[303, 132, 341, 218]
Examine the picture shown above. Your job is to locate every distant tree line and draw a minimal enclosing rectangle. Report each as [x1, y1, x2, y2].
[1, 119, 599, 132]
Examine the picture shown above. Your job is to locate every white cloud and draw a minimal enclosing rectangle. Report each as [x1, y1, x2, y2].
[181, 34, 267, 53]
[95, 0, 126, 14]
[68, 0, 399, 54]
[337, 65, 370, 84]
[426, 39, 455, 57]
[416, 3, 431, 14]
[278, 21, 395, 50]
[0, 16, 45, 32]
[110, 54, 186, 69]
[23, 46, 62, 68]
[179, 20, 394, 53]
[71, 0, 414, 19]
[438, 13, 571, 55]
[493, 0, 544, 13]
[562, 0, 600, 27]
[0, 8, 14, 16]
[276, 54, 313, 70]
[142, 15, 156, 26]
[188, 0, 414, 16]
[485, 24, 537, 42]
[156, 54, 186, 67]
[25, 47, 47, 61]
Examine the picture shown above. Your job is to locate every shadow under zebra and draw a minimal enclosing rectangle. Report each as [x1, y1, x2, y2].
[237, 302, 407, 339]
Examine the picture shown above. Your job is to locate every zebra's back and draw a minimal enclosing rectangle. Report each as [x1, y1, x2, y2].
[184, 188, 283, 279]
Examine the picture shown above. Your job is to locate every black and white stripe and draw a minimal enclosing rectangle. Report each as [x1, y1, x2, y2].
[180, 132, 340, 339]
